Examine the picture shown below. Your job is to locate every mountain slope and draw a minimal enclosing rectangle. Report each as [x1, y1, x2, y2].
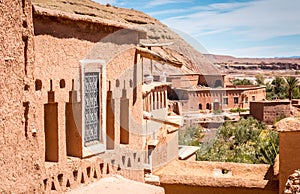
[33, 0, 220, 75]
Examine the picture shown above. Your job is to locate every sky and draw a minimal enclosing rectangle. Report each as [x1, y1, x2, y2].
[94, 0, 300, 58]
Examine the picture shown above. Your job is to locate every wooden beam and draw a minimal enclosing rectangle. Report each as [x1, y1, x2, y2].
[150, 117, 180, 127]
[136, 46, 182, 68]
[139, 42, 174, 47]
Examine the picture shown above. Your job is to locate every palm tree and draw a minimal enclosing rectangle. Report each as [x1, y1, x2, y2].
[285, 76, 299, 100]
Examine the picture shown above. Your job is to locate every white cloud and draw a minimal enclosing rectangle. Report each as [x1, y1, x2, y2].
[94, 0, 117, 5]
[162, 0, 300, 40]
[146, 0, 190, 8]
[148, 9, 188, 17]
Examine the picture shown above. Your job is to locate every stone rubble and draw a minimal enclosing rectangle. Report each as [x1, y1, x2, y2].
[285, 170, 300, 194]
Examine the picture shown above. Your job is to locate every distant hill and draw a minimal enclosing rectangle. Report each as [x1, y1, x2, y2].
[204, 54, 300, 64]
[274, 56, 300, 59]
[204, 54, 300, 73]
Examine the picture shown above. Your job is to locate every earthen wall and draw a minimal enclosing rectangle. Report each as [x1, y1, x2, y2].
[179, 87, 265, 113]
[250, 101, 290, 124]
[0, 0, 42, 192]
[279, 131, 300, 194]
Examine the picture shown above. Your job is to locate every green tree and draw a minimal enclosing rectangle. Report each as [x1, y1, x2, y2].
[196, 117, 279, 165]
[266, 83, 275, 100]
[231, 79, 253, 86]
[292, 86, 300, 99]
[178, 125, 204, 146]
[285, 76, 300, 100]
[255, 74, 265, 85]
[271, 76, 287, 99]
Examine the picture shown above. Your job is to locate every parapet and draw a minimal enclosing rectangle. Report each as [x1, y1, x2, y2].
[275, 117, 300, 132]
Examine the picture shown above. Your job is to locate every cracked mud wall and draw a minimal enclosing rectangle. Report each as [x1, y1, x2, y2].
[0, 0, 41, 192]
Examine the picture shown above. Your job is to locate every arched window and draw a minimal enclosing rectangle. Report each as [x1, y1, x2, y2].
[206, 103, 211, 110]
[199, 104, 202, 110]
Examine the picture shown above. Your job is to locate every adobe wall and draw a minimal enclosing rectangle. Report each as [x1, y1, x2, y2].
[224, 87, 266, 110]
[161, 184, 277, 194]
[275, 118, 300, 194]
[33, 8, 122, 43]
[199, 74, 224, 87]
[178, 90, 225, 113]
[168, 75, 199, 88]
[31, 12, 148, 190]
[279, 131, 300, 194]
[250, 102, 264, 121]
[263, 103, 290, 124]
[33, 33, 95, 162]
[178, 86, 266, 113]
[0, 0, 42, 192]
[34, 29, 145, 172]
[168, 74, 224, 89]
[143, 87, 168, 139]
[241, 87, 266, 109]
[222, 90, 241, 109]
[142, 85, 179, 171]
[152, 129, 178, 170]
[155, 160, 278, 194]
[104, 47, 144, 151]
[250, 101, 290, 124]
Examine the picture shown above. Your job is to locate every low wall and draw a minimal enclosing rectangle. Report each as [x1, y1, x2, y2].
[41, 150, 144, 193]
[154, 160, 278, 194]
[161, 183, 277, 194]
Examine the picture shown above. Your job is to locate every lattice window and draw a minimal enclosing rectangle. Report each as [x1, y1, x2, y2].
[84, 72, 100, 143]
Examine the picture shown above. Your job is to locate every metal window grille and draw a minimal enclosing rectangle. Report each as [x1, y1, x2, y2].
[84, 72, 100, 143]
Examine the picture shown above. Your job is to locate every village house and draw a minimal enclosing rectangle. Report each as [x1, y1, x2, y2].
[167, 74, 266, 113]
[1, 0, 199, 192]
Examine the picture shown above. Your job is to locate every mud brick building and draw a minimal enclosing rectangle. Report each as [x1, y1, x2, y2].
[0, 0, 202, 192]
[1, 1, 300, 194]
[250, 100, 291, 125]
[168, 74, 266, 113]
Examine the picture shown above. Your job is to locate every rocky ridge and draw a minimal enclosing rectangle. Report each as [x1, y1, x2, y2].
[32, 0, 219, 75]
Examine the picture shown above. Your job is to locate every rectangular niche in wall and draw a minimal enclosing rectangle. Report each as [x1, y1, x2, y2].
[81, 59, 106, 157]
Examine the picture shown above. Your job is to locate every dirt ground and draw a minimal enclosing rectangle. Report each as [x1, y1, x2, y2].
[66, 175, 165, 194]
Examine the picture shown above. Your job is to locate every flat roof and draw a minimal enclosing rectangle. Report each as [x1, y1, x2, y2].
[139, 42, 174, 47]
[174, 86, 266, 92]
[169, 73, 226, 77]
[275, 117, 300, 132]
[154, 160, 275, 189]
[251, 100, 290, 104]
[178, 146, 200, 160]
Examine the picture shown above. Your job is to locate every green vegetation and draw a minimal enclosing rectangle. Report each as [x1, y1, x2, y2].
[195, 117, 279, 165]
[178, 125, 204, 146]
[231, 79, 253, 86]
[286, 76, 300, 100]
[265, 76, 300, 100]
[229, 108, 249, 113]
[255, 74, 265, 85]
[273, 113, 286, 125]
[213, 109, 223, 114]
